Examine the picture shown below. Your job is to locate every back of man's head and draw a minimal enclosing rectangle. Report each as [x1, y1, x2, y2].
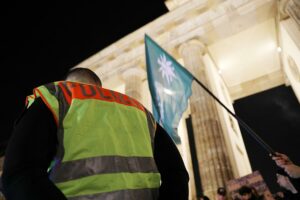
[217, 187, 227, 199]
[65, 67, 102, 86]
[217, 187, 226, 196]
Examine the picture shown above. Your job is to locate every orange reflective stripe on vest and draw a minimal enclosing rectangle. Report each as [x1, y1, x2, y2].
[57, 81, 145, 112]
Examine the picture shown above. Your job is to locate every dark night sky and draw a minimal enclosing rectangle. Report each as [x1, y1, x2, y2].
[1, 1, 168, 142]
[1, 1, 299, 195]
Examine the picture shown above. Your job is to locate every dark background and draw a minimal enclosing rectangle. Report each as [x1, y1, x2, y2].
[234, 85, 300, 193]
[1, 1, 299, 194]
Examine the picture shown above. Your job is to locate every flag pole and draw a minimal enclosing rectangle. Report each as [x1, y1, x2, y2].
[192, 77, 275, 156]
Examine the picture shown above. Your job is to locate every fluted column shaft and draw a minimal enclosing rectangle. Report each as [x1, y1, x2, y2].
[122, 67, 146, 103]
[179, 40, 233, 199]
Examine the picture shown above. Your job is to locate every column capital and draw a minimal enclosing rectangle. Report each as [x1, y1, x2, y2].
[178, 39, 206, 57]
[121, 67, 146, 102]
[285, 0, 300, 27]
[279, 0, 290, 19]
[121, 67, 146, 80]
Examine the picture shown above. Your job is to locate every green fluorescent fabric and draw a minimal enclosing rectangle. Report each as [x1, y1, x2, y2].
[62, 99, 152, 162]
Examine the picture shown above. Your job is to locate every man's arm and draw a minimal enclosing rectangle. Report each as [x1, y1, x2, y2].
[154, 124, 189, 200]
[2, 98, 67, 200]
[272, 152, 300, 178]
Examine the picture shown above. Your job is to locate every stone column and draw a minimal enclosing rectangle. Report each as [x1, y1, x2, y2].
[122, 67, 146, 103]
[179, 40, 233, 199]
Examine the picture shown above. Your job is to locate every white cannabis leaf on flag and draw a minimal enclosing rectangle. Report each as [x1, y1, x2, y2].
[157, 54, 176, 85]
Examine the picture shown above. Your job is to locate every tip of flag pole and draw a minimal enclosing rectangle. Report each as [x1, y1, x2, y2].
[144, 34, 153, 45]
[144, 34, 151, 40]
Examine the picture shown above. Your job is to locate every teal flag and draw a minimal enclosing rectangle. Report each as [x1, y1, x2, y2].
[145, 34, 194, 144]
